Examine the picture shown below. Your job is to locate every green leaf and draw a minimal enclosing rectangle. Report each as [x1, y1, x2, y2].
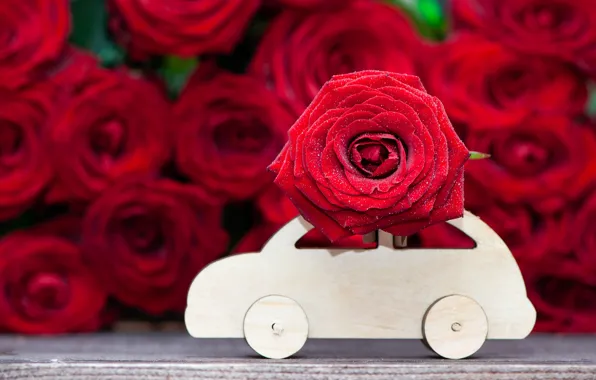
[383, 0, 447, 40]
[158, 56, 199, 99]
[417, 0, 447, 35]
[69, 0, 125, 67]
[469, 151, 491, 160]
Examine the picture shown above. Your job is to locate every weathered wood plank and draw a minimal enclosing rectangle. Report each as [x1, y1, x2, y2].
[1, 333, 595, 379]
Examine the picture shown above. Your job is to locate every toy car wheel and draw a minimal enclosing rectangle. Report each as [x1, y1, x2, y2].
[422, 294, 488, 359]
[243, 295, 309, 359]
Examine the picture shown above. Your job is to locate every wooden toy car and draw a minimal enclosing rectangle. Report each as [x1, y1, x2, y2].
[184, 210, 536, 360]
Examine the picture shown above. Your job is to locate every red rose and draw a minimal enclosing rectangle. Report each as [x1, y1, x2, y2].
[0, 86, 54, 221]
[462, 174, 494, 211]
[46, 48, 101, 89]
[46, 60, 170, 203]
[269, 70, 470, 241]
[265, 0, 357, 9]
[423, 33, 587, 130]
[566, 190, 596, 287]
[464, 117, 596, 213]
[449, 0, 596, 69]
[410, 222, 476, 249]
[81, 179, 229, 315]
[473, 203, 557, 262]
[0, 0, 70, 90]
[233, 224, 281, 254]
[524, 261, 596, 333]
[256, 184, 299, 225]
[0, 218, 107, 334]
[249, 1, 421, 115]
[108, 0, 260, 58]
[577, 49, 596, 75]
[174, 67, 294, 201]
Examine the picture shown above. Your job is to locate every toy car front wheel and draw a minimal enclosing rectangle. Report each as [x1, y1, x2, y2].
[243, 295, 309, 359]
[422, 294, 488, 359]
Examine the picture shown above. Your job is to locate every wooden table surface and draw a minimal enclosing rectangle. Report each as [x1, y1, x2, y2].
[1, 332, 595, 379]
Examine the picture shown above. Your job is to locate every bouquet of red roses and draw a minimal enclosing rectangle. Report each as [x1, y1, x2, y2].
[0, 0, 594, 334]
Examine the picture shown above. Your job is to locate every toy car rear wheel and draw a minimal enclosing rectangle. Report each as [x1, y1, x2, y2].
[243, 295, 309, 359]
[422, 294, 488, 359]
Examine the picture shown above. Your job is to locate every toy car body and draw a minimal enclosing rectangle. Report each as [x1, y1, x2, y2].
[185, 210, 536, 359]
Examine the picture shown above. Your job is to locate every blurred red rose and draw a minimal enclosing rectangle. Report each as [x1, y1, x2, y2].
[566, 190, 596, 287]
[462, 174, 495, 212]
[577, 49, 596, 75]
[269, 70, 469, 241]
[47, 48, 101, 89]
[0, 0, 70, 90]
[256, 184, 298, 225]
[449, 0, 596, 70]
[464, 117, 596, 213]
[411, 222, 476, 249]
[108, 0, 260, 58]
[81, 179, 229, 315]
[250, 1, 421, 114]
[0, 86, 54, 221]
[266, 0, 357, 9]
[46, 61, 170, 203]
[174, 66, 294, 201]
[233, 223, 280, 254]
[474, 203, 557, 262]
[0, 218, 107, 334]
[524, 260, 596, 333]
[423, 33, 587, 130]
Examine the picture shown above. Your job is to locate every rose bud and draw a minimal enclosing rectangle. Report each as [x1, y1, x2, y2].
[269, 70, 470, 241]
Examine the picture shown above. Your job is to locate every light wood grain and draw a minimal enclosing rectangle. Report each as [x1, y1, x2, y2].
[1, 333, 596, 380]
[243, 295, 309, 359]
[422, 295, 488, 359]
[185, 210, 536, 359]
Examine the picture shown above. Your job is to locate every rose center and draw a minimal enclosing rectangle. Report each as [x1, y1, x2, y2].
[493, 135, 551, 176]
[121, 214, 165, 255]
[349, 133, 405, 178]
[89, 119, 126, 158]
[21, 273, 70, 315]
[213, 120, 271, 154]
[0, 122, 23, 159]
